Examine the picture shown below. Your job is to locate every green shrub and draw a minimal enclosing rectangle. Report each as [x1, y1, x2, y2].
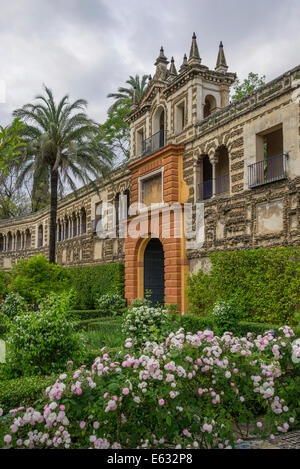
[70, 310, 111, 321]
[209, 299, 246, 335]
[129, 298, 151, 308]
[0, 375, 57, 414]
[187, 247, 300, 324]
[96, 293, 125, 317]
[9, 255, 71, 304]
[122, 305, 170, 348]
[0, 270, 9, 300]
[171, 314, 214, 333]
[67, 263, 124, 310]
[5, 291, 84, 377]
[0, 293, 26, 320]
[75, 317, 122, 331]
[171, 314, 300, 338]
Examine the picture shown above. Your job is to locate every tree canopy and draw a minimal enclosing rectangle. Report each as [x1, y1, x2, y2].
[232, 72, 266, 101]
[13, 85, 113, 262]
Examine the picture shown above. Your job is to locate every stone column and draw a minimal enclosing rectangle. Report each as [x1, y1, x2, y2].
[210, 155, 218, 198]
[79, 212, 82, 236]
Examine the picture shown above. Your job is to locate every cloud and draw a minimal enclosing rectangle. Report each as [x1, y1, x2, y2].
[0, 0, 299, 125]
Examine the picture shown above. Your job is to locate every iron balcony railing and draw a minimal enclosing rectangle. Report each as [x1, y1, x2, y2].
[198, 174, 230, 201]
[142, 130, 167, 157]
[248, 153, 288, 188]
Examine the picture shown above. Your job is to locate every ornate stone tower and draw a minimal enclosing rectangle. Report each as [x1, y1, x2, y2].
[124, 33, 236, 312]
[127, 33, 236, 161]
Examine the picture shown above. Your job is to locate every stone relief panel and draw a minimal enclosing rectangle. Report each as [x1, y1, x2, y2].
[256, 199, 284, 235]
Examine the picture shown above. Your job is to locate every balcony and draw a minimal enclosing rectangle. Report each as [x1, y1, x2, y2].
[142, 130, 167, 157]
[198, 174, 229, 201]
[248, 153, 288, 188]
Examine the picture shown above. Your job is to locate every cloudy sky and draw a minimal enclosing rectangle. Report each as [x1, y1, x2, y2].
[0, 0, 299, 125]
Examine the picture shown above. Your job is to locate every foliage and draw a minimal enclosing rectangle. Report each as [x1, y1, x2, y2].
[232, 72, 266, 101]
[9, 255, 71, 304]
[172, 314, 300, 338]
[13, 85, 113, 262]
[107, 74, 148, 112]
[129, 291, 152, 309]
[187, 247, 300, 324]
[84, 320, 124, 350]
[122, 305, 171, 349]
[209, 299, 246, 335]
[101, 100, 131, 161]
[166, 303, 180, 315]
[0, 375, 57, 414]
[70, 310, 111, 321]
[95, 293, 125, 318]
[0, 270, 9, 301]
[0, 118, 24, 175]
[0, 325, 299, 449]
[4, 291, 83, 377]
[1, 293, 26, 320]
[67, 263, 124, 310]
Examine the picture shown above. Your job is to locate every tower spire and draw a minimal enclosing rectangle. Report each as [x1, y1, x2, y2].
[188, 32, 201, 67]
[179, 53, 188, 74]
[154, 46, 169, 81]
[168, 56, 178, 79]
[215, 41, 228, 73]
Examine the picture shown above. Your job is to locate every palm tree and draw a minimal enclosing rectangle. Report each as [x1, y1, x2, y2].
[13, 86, 113, 263]
[107, 74, 149, 111]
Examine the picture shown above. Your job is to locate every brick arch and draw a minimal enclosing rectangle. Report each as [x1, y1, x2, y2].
[125, 214, 188, 312]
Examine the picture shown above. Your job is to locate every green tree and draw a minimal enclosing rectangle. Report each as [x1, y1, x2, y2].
[107, 74, 148, 111]
[13, 86, 113, 263]
[0, 118, 24, 174]
[232, 72, 266, 101]
[101, 99, 131, 161]
[9, 255, 71, 304]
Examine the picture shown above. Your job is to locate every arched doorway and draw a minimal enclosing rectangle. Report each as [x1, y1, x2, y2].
[144, 238, 165, 307]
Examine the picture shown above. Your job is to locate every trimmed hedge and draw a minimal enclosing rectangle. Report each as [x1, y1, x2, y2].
[70, 310, 112, 321]
[187, 247, 300, 324]
[67, 263, 124, 310]
[0, 374, 57, 414]
[172, 314, 300, 338]
[75, 317, 122, 331]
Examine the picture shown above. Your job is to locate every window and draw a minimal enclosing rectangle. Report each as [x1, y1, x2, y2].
[139, 169, 164, 207]
[175, 101, 185, 132]
[256, 125, 283, 162]
[136, 128, 144, 156]
[249, 124, 287, 188]
[203, 95, 217, 118]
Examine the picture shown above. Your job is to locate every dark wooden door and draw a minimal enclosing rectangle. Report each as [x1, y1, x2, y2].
[144, 239, 165, 307]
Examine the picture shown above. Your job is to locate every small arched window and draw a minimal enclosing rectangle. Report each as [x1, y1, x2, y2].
[203, 95, 217, 118]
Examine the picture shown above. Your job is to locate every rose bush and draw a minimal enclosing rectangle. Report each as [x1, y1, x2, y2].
[0, 325, 299, 449]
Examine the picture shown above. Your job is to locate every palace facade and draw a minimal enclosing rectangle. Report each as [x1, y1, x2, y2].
[1, 34, 300, 312]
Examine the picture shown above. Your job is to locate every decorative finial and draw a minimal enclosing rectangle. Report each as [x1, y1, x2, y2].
[168, 56, 178, 79]
[188, 32, 201, 67]
[215, 41, 228, 73]
[179, 53, 189, 73]
[154, 46, 169, 81]
[131, 86, 138, 111]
